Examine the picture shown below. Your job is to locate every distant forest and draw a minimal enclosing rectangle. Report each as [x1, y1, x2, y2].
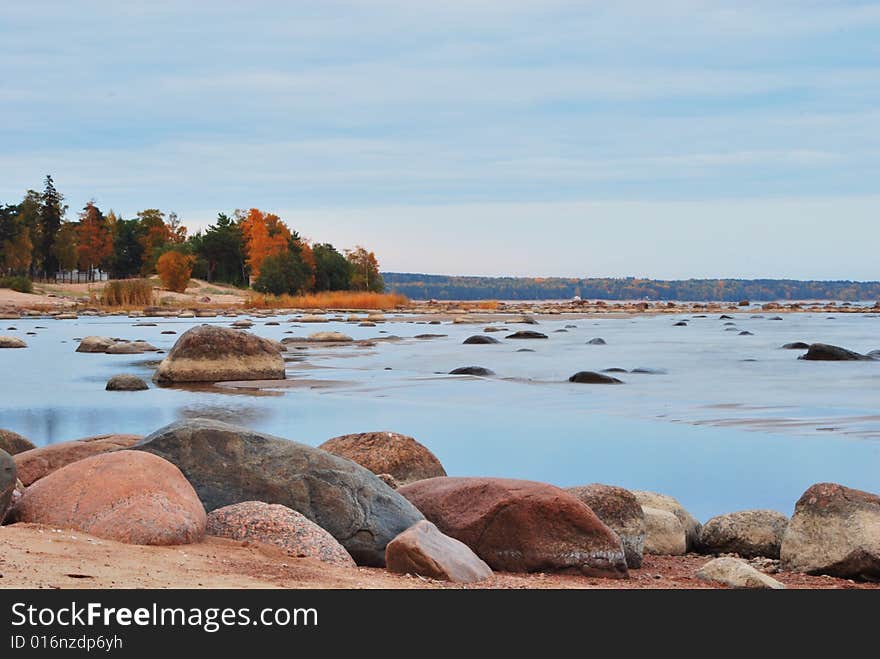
[383, 273, 880, 302]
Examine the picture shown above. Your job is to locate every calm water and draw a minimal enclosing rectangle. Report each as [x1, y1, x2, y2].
[1, 311, 878, 521]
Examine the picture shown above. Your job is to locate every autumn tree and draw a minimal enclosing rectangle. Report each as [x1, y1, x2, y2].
[156, 250, 195, 293]
[345, 246, 384, 292]
[240, 208, 292, 280]
[53, 222, 79, 272]
[76, 202, 112, 279]
[137, 209, 170, 274]
[2, 226, 32, 274]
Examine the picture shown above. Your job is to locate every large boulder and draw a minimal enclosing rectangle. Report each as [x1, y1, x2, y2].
[9, 450, 206, 545]
[398, 477, 628, 577]
[14, 434, 143, 486]
[0, 336, 26, 348]
[566, 484, 645, 568]
[0, 449, 15, 524]
[449, 366, 495, 376]
[642, 507, 687, 555]
[154, 325, 285, 383]
[699, 510, 788, 558]
[318, 431, 446, 486]
[632, 490, 701, 550]
[0, 429, 36, 455]
[76, 336, 116, 353]
[206, 501, 355, 568]
[696, 557, 784, 589]
[798, 343, 872, 361]
[386, 520, 493, 583]
[780, 482, 880, 579]
[133, 419, 424, 566]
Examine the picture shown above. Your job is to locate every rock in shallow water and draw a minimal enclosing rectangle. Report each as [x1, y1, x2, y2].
[318, 430, 446, 487]
[386, 520, 493, 583]
[206, 501, 355, 567]
[449, 366, 495, 376]
[799, 343, 873, 361]
[10, 450, 206, 545]
[398, 477, 628, 577]
[0, 335, 26, 348]
[105, 374, 149, 391]
[463, 335, 499, 345]
[134, 419, 424, 566]
[505, 331, 548, 340]
[154, 325, 286, 383]
[569, 371, 623, 384]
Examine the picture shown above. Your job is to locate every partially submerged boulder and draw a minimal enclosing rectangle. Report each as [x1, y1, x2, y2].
[463, 335, 499, 345]
[798, 343, 872, 361]
[14, 433, 143, 486]
[386, 520, 493, 583]
[105, 374, 149, 391]
[0, 336, 26, 348]
[134, 419, 424, 566]
[398, 477, 628, 577]
[505, 331, 548, 340]
[76, 336, 116, 353]
[206, 501, 355, 567]
[449, 366, 495, 376]
[780, 482, 880, 580]
[318, 431, 446, 486]
[154, 325, 286, 383]
[9, 450, 206, 545]
[569, 371, 623, 384]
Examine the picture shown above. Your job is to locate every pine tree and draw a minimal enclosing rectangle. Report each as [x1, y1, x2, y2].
[37, 175, 65, 276]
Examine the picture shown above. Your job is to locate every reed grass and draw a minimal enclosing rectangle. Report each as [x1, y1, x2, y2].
[245, 290, 409, 310]
[100, 279, 155, 307]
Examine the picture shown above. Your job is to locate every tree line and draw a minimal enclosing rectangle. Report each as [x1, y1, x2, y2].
[1, 176, 384, 294]
[384, 273, 880, 302]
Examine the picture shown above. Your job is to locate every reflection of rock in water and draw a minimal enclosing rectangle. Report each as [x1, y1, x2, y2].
[177, 405, 272, 424]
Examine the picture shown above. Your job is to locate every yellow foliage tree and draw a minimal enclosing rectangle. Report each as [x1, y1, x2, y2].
[156, 251, 195, 293]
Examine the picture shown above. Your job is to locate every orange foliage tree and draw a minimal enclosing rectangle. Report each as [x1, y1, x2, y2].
[240, 208, 292, 279]
[156, 250, 195, 293]
[76, 202, 112, 277]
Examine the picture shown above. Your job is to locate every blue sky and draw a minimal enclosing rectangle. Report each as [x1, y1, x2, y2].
[2, 1, 879, 279]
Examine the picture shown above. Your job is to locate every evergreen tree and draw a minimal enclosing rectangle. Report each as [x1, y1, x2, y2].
[37, 175, 65, 276]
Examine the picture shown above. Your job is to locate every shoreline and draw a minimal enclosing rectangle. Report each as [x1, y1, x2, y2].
[1, 524, 875, 590]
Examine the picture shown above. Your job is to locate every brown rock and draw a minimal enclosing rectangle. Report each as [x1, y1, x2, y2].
[0, 336, 26, 348]
[14, 434, 143, 486]
[0, 429, 36, 455]
[9, 450, 206, 545]
[154, 325, 286, 383]
[398, 477, 628, 577]
[319, 431, 446, 486]
[1, 449, 15, 523]
[377, 473, 400, 489]
[206, 501, 355, 567]
[781, 482, 880, 579]
[642, 507, 687, 555]
[566, 483, 645, 568]
[75, 336, 116, 353]
[386, 520, 493, 583]
[699, 510, 788, 558]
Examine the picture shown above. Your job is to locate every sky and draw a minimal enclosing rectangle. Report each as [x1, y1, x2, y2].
[1, 1, 879, 279]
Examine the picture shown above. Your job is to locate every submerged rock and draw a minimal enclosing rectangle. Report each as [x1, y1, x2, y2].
[799, 343, 873, 361]
[782, 342, 809, 350]
[105, 374, 149, 391]
[569, 371, 623, 384]
[0, 336, 26, 348]
[587, 338, 606, 345]
[463, 335, 500, 345]
[449, 366, 495, 376]
[75, 336, 116, 353]
[505, 331, 548, 340]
